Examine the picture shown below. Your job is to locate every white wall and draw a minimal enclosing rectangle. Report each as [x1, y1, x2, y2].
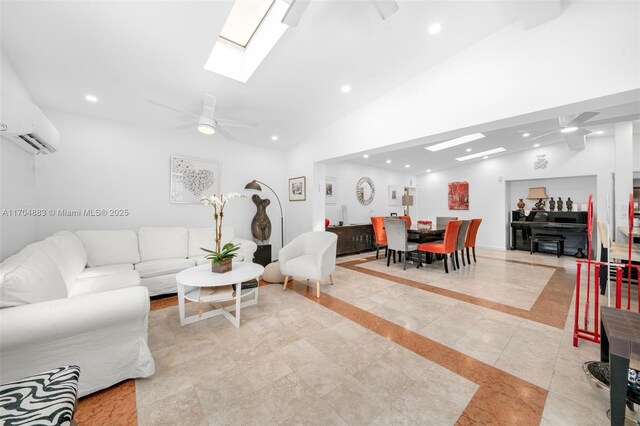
[33, 109, 287, 258]
[324, 162, 415, 225]
[284, 1, 640, 242]
[0, 51, 38, 261]
[417, 137, 615, 250]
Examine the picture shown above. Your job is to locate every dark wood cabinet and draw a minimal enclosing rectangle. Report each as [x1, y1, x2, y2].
[326, 224, 375, 255]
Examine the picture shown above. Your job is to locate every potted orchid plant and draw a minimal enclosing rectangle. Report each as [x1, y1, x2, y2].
[200, 191, 244, 273]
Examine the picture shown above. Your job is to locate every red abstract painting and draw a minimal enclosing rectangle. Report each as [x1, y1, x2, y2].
[448, 181, 469, 210]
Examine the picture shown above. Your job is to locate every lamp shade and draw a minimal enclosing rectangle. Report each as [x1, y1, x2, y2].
[402, 195, 414, 206]
[244, 180, 262, 191]
[527, 187, 548, 199]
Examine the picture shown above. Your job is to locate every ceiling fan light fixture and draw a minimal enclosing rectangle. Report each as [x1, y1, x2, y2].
[560, 126, 578, 133]
[522, 132, 530, 137]
[197, 117, 216, 135]
[198, 124, 216, 135]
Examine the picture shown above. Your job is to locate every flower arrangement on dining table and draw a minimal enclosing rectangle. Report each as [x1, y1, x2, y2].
[200, 191, 244, 273]
[417, 220, 432, 230]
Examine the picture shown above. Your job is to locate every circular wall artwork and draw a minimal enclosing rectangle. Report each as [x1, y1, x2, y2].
[356, 177, 375, 205]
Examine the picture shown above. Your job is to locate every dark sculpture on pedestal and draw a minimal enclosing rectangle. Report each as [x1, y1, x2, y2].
[251, 195, 272, 243]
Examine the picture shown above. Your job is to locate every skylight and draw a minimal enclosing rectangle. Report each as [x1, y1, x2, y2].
[425, 133, 485, 152]
[219, 0, 275, 48]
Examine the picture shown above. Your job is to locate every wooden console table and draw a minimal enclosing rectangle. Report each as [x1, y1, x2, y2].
[326, 224, 375, 255]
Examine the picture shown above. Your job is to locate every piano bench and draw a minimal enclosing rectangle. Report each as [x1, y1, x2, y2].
[530, 235, 566, 258]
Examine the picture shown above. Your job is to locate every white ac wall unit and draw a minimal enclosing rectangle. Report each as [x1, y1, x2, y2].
[0, 97, 60, 155]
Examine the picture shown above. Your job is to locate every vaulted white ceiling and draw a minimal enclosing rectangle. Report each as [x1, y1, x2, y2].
[1, 0, 523, 149]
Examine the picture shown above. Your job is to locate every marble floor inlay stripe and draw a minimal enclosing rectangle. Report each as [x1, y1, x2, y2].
[281, 279, 548, 425]
[339, 256, 574, 329]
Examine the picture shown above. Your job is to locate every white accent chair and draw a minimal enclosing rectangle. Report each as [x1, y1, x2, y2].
[279, 231, 337, 298]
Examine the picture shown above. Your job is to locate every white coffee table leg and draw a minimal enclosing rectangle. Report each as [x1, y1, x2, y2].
[233, 282, 242, 328]
[177, 282, 187, 326]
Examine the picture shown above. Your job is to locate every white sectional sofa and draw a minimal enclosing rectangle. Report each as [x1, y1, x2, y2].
[0, 231, 154, 397]
[0, 226, 257, 396]
[75, 226, 257, 296]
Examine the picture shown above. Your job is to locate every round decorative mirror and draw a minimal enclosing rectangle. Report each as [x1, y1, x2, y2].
[356, 177, 375, 205]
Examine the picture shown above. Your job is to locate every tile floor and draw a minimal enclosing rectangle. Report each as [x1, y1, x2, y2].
[80, 248, 621, 425]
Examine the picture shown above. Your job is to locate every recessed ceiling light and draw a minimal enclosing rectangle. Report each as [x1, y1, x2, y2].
[386, 160, 391, 164]
[271, 135, 279, 141]
[560, 126, 578, 133]
[466, 148, 472, 152]
[522, 132, 530, 137]
[426, 169, 431, 173]
[426, 133, 485, 152]
[483, 156, 489, 159]
[595, 130, 604, 135]
[405, 164, 410, 168]
[533, 143, 540, 147]
[428, 22, 442, 35]
[363, 154, 369, 159]
[341, 84, 351, 93]
[456, 147, 506, 161]
[85, 94, 98, 103]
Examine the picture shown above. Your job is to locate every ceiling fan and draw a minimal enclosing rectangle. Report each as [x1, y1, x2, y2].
[519, 111, 601, 150]
[149, 94, 257, 140]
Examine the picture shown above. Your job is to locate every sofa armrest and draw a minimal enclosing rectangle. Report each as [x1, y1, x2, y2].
[69, 270, 141, 297]
[232, 237, 258, 262]
[0, 286, 150, 350]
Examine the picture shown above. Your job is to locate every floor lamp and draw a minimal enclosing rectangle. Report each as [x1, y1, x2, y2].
[244, 180, 284, 249]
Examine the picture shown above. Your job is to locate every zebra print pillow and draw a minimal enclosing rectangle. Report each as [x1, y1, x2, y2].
[0, 365, 80, 426]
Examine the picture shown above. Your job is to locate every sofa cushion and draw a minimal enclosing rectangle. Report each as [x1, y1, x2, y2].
[42, 232, 88, 289]
[134, 258, 195, 278]
[77, 264, 134, 279]
[76, 230, 140, 267]
[70, 270, 141, 297]
[0, 250, 68, 308]
[187, 227, 235, 259]
[138, 228, 188, 262]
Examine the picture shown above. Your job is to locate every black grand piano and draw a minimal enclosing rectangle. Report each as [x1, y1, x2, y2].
[510, 210, 588, 257]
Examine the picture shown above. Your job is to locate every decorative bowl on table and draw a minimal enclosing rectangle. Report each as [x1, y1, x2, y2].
[418, 220, 432, 230]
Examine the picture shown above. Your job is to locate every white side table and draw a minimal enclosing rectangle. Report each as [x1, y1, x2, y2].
[176, 261, 264, 328]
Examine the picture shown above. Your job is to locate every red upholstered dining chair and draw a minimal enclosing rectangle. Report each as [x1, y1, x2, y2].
[418, 220, 462, 273]
[399, 215, 412, 229]
[465, 218, 483, 263]
[370, 217, 388, 259]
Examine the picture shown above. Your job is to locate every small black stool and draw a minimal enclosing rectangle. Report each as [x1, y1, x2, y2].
[530, 234, 565, 257]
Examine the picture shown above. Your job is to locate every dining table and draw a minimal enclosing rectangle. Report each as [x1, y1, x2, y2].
[407, 226, 446, 244]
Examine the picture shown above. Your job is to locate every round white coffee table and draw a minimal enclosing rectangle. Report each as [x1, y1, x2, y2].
[176, 261, 264, 328]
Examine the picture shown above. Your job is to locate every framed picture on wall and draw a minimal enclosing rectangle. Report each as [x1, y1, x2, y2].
[288, 176, 306, 201]
[325, 177, 337, 204]
[388, 185, 401, 206]
[448, 181, 469, 210]
[170, 155, 220, 204]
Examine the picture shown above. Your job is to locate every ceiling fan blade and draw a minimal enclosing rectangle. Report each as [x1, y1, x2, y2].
[282, 0, 310, 27]
[148, 100, 199, 118]
[202, 94, 217, 119]
[568, 111, 599, 126]
[214, 124, 236, 141]
[528, 130, 558, 141]
[582, 113, 640, 127]
[371, 0, 399, 20]
[573, 128, 591, 137]
[175, 121, 198, 130]
[214, 118, 259, 128]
